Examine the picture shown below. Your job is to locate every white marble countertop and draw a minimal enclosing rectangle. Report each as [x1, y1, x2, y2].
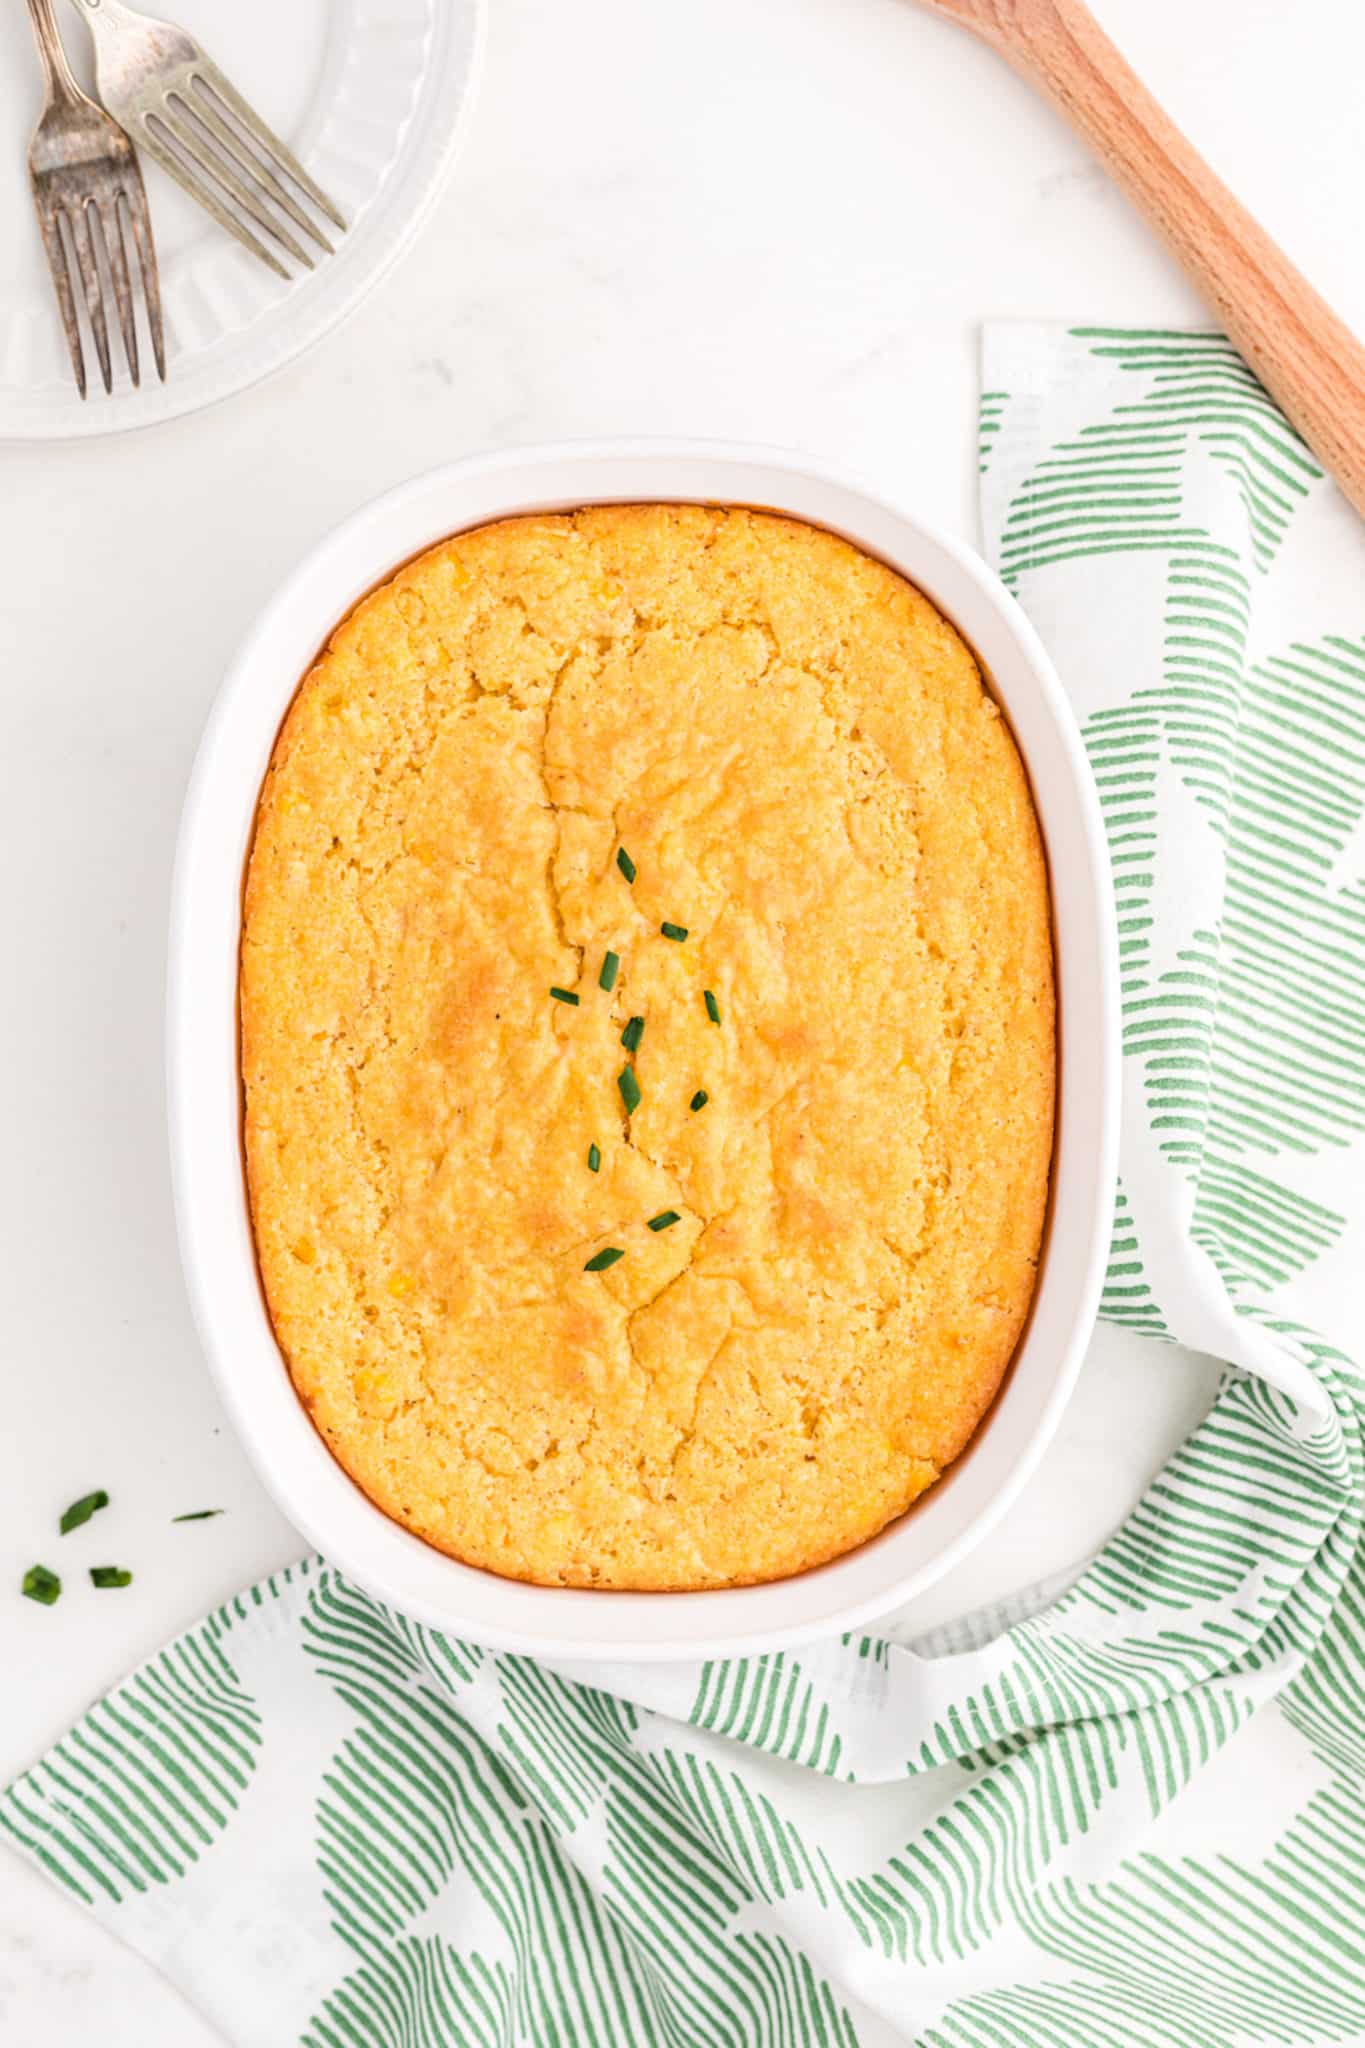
[3, 0, 1362, 2037]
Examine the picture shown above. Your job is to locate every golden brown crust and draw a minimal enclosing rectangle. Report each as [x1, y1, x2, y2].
[241, 506, 1055, 1589]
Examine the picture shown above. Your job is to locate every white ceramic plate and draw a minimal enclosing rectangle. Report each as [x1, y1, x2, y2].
[169, 441, 1120, 1662]
[0, 0, 484, 439]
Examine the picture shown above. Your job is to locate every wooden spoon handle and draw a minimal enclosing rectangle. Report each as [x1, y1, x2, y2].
[963, 0, 1365, 517]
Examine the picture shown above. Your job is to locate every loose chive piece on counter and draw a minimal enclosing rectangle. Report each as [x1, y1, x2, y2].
[585, 1246, 625, 1273]
[616, 847, 637, 884]
[22, 1565, 61, 1607]
[620, 1015, 645, 1054]
[618, 1066, 642, 1115]
[647, 1211, 681, 1232]
[550, 987, 580, 1007]
[690, 1089, 709, 1112]
[172, 1510, 224, 1523]
[599, 950, 620, 992]
[60, 1490, 109, 1535]
[661, 922, 688, 942]
[704, 990, 721, 1025]
[588, 1143, 602, 1173]
[90, 1567, 133, 1590]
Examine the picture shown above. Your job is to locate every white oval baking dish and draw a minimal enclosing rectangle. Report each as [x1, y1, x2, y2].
[169, 441, 1119, 1662]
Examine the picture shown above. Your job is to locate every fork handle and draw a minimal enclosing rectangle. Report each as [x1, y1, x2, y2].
[960, 0, 1365, 519]
[61, 0, 151, 46]
[24, 0, 85, 102]
[62, 0, 141, 24]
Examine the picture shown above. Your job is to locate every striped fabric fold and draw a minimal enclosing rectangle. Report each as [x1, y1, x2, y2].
[5, 325, 1363, 2045]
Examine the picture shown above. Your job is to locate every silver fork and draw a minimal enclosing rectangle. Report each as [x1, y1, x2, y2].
[64, 0, 347, 282]
[24, 0, 165, 396]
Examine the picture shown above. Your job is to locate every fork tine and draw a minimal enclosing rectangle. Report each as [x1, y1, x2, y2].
[68, 203, 113, 394]
[190, 58, 347, 232]
[121, 177, 166, 383]
[95, 196, 139, 388]
[158, 99, 314, 272]
[34, 201, 86, 399]
[163, 92, 315, 269]
[137, 114, 291, 282]
[186, 82, 334, 255]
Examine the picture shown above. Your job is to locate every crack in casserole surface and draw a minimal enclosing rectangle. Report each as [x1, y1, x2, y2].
[241, 506, 1055, 1590]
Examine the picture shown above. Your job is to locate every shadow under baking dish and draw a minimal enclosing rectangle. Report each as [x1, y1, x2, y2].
[170, 441, 1120, 1662]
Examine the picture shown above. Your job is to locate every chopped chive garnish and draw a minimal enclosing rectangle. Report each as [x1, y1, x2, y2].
[618, 1066, 642, 1115]
[616, 847, 637, 884]
[584, 1246, 625, 1273]
[588, 1143, 602, 1173]
[621, 1015, 645, 1054]
[599, 950, 620, 992]
[690, 1089, 709, 1112]
[704, 990, 721, 1024]
[60, 1490, 108, 1535]
[90, 1567, 133, 1590]
[647, 1211, 681, 1232]
[661, 922, 689, 942]
[22, 1565, 61, 1607]
[549, 987, 580, 1006]
[171, 1510, 224, 1523]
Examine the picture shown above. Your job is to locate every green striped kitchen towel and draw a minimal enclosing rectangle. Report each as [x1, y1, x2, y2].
[4, 325, 1363, 2046]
